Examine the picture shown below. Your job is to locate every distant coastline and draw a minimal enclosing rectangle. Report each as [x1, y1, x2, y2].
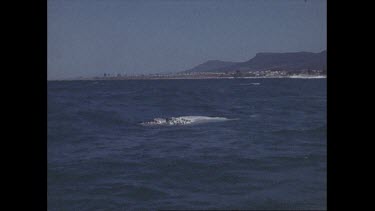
[51, 74, 326, 81]
[50, 50, 327, 81]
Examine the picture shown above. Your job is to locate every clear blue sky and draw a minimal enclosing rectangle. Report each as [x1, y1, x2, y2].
[48, 0, 326, 80]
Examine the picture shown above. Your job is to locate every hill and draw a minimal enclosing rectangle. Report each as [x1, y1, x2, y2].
[184, 50, 326, 73]
[184, 60, 238, 73]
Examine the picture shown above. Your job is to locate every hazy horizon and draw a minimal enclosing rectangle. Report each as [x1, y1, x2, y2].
[48, 0, 326, 80]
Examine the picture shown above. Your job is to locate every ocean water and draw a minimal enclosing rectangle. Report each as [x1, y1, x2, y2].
[48, 79, 326, 210]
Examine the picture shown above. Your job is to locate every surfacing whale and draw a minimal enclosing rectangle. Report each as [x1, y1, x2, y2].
[140, 116, 232, 126]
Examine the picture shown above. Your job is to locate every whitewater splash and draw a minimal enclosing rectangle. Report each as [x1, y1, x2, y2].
[140, 116, 233, 126]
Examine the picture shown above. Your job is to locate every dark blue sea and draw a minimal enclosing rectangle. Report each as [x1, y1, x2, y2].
[48, 78, 326, 210]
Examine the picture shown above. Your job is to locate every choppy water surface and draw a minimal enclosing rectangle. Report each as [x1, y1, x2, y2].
[48, 79, 326, 210]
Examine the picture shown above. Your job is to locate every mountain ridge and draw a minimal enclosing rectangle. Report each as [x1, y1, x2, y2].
[184, 50, 326, 73]
[184, 60, 238, 73]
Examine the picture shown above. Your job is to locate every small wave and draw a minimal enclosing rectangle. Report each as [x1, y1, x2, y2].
[288, 75, 326, 79]
[140, 116, 234, 126]
[239, 82, 260, 86]
[272, 125, 326, 135]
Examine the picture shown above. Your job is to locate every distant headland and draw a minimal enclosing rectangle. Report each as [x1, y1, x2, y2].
[73, 50, 327, 80]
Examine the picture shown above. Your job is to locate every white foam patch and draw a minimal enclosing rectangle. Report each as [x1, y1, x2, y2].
[140, 116, 234, 126]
